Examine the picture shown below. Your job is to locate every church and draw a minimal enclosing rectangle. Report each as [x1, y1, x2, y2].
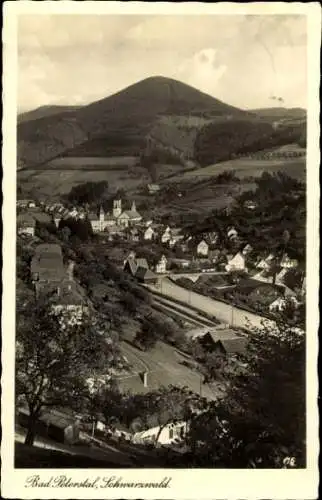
[89, 199, 142, 232]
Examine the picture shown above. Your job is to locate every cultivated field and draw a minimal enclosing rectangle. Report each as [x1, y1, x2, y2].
[174, 156, 306, 182]
[46, 156, 139, 169]
[18, 165, 150, 198]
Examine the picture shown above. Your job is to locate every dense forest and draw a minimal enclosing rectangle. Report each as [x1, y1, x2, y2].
[194, 120, 306, 166]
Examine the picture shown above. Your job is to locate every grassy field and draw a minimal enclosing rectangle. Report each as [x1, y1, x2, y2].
[118, 339, 220, 401]
[18, 165, 150, 198]
[176, 156, 306, 182]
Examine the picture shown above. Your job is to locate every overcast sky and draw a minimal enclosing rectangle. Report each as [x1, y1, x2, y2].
[18, 14, 307, 112]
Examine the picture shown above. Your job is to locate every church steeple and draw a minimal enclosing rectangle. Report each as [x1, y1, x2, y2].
[131, 201, 136, 213]
[113, 199, 122, 218]
[99, 205, 104, 221]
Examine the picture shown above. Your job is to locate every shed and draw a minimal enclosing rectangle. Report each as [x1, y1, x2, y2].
[135, 267, 157, 284]
[18, 408, 80, 445]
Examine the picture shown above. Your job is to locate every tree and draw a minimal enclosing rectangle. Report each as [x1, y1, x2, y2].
[134, 318, 158, 350]
[60, 226, 71, 243]
[120, 291, 138, 315]
[95, 385, 207, 447]
[16, 295, 119, 446]
[187, 320, 305, 467]
[133, 386, 207, 445]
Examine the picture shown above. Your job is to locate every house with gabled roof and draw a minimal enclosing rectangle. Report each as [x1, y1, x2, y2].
[135, 267, 157, 284]
[197, 240, 209, 257]
[155, 255, 168, 274]
[225, 252, 247, 272]
[144, 226, 155, 241]
[227, 227, 238, 240]
[280, 253, 299, 269]
[269, 295, 301, 313]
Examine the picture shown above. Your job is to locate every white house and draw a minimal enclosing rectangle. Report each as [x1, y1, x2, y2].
[147, 184, 160, 195]
[51, 281, 89, 326]
[144, 226, 155, 241]
[256, 253, 275, 270]
[197, 240, 209, 257]
[225, 252, 247, 272]
[132, 421, 188, 446]
[227, 227, 238, 240]
[275, 267, 288, 285]
[244, 200, 257, 210]
[54, 216, 62, 228]
[161, 226, 172, 244]
[253, 270, 274, 284]
[269, 295, 300, 313]
[155, 255, 168, 274]
[280, 254, 299, 269]
[242, 244, 253, 255]
[17, 214, 36, 237]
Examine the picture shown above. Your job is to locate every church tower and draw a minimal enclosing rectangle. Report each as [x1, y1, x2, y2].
[99, 206, 105, 222]
[131, 201, 137, 213]
[113, 199, 122, 218]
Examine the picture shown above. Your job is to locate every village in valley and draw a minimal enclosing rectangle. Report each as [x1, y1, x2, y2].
[16, 163, 306, 466]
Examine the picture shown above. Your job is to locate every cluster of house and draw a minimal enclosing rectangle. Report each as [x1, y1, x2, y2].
[17, 400, 188, 449]
[16, 198, 144, 237]
[30, 243, 88, 323]
[17, 200, 54, 237]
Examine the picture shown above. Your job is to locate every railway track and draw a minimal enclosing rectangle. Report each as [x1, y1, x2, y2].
[151, 294, 217, 328]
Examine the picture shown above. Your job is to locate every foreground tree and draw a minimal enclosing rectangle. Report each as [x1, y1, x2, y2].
[187, 320, 305, 468]
[16, 296, 119, 446]
[95, 385, 208, 447]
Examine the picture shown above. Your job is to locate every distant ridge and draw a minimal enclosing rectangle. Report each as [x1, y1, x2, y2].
[17, 76, 305, 169]
[250, 107, 306, 120]
[17, 76, 251, 167]
[18, 105, 82, 124]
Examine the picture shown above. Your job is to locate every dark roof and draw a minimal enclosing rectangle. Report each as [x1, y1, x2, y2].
[215, 338, 248, 355]
[31, 245, 65, 280]
[136, 258, 149, 269]
[88, 212, 99, 221]
[280, 269, 303, 290]
[122, 210, 142, 219]
[30, 211, 51, 224]
[236, 278, 284, 293]
[124, 258, 137, 276]
[34, 244, 62, 256]
[135, 267, 157, 281]
[19, 408, 77, 430]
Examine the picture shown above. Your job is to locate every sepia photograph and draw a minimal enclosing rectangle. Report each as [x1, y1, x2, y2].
[1, 2, 320, 499]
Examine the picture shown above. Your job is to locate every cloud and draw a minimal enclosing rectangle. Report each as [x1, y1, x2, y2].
[17, 14, 307, 111]
[177, 49, 227, 96]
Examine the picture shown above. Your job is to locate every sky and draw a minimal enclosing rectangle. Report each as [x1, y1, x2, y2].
[17, 14, 307, 112]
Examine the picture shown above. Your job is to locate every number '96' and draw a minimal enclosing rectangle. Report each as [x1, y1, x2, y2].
[283, 457, 296, 467]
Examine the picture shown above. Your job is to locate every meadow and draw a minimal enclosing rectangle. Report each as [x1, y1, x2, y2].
[178, 156, 306, 182]
[42, 156, 139, 169]
[18, 163, 150, 198]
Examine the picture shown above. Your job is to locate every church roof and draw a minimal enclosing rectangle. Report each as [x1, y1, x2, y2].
[122, 210, 141, 219]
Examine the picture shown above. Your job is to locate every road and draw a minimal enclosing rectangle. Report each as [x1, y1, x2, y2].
[147, 278, 272, 330]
